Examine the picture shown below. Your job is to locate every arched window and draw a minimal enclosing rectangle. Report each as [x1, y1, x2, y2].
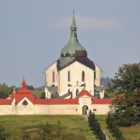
[22, 100, 28, 105]
[82, 71, 85, 82]
[68, 71, 70, 82]
[52, 71, 55, 82]
[76, 88, 79, 96]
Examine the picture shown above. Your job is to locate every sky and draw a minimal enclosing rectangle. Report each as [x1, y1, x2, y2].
[0, 0, 140, 87]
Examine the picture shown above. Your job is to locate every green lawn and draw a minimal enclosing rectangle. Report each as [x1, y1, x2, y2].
[0, 115, 97, 140]
[0, 115, 140, 140]
[120, 124, 140, 140]
[96, 115, 140, 140]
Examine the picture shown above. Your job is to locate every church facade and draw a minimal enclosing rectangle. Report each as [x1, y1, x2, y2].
[0, 14, 113, 115]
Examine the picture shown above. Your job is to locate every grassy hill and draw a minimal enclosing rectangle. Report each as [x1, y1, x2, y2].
[0, 115, 139, 140]
[0, 115, 96, 140]
[96, 115, 140, 140]
[120, 124, 140, 140]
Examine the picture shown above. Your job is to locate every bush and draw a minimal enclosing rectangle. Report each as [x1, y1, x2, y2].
[88, 111, 106, 140]
[106, 114, 124, 140]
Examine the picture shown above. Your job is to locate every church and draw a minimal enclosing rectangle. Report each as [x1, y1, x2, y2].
[45, 13, 104, 99]
[0, 13, 112, 115]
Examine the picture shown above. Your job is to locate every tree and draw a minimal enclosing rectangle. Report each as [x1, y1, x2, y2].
[114, 89, 140, 126]
[106, 114, 124, 140]
[105, 82, 115, 98]
[111, 63, 140, 126]
[88, 111, 106, 140]
[112, 63, 140, 93]
[41, 92, 46, 99]
[26, 85, 35, 90]
[0, 83, 13, 98]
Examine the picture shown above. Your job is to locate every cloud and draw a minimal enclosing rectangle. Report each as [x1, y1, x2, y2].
[46, 15, 123, 31]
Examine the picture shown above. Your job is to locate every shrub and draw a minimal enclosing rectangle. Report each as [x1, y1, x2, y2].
[106, 114, 124, 140]
[88, 111, 106, 140]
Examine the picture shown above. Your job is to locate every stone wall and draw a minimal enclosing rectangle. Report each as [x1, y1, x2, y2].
[0, 97, 112, 115]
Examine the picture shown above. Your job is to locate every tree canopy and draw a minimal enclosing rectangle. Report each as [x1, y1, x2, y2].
[111, 62, 140, 126]
[0, 83, 13, 99]
[112, 63, 140, 93]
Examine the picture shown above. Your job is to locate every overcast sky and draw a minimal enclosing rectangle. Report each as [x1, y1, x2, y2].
[0, 0, 140, 87]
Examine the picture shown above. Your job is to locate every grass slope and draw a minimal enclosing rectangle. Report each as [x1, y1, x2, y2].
[0, 115, 139, 140]
[0, 115, 97, 140]
[120, 124, 140, 140]
[96, 115, 140, 140]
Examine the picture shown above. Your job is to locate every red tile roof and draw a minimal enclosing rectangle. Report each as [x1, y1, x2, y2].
[33, 99, 48, 104]
[92, 98, 112, 104]
[1, 93, 78, 105]
[10, 92, 78, 105]
[78, 90, 92, 97]
[0, 99, 13, 105]
[39, 98, 78, 104]
[10, 93, 35, 104]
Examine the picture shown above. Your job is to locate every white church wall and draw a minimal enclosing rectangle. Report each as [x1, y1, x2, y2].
[45, 62, 58, 87]
[59, 61, 94, 97]
[95, 64, 101, 86]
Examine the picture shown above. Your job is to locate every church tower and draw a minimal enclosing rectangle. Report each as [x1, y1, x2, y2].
[45, 12, 102, 99]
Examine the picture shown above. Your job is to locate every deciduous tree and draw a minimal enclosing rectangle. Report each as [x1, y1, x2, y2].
[111, 63, 140, 126]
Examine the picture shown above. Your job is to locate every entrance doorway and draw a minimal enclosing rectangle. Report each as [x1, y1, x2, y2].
[82, 105, 88, 115]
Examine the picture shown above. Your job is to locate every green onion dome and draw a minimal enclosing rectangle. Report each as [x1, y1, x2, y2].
[60, 15, 87, 57]
[57, 13, 95, 71]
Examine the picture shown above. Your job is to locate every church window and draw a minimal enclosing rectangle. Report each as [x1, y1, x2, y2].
[82, 71, 85, 82]
[22, 100, 28, 105]
[68, 71, 70, 82]
[76, 88, 79, 96]
[52, 71, 55, 82]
